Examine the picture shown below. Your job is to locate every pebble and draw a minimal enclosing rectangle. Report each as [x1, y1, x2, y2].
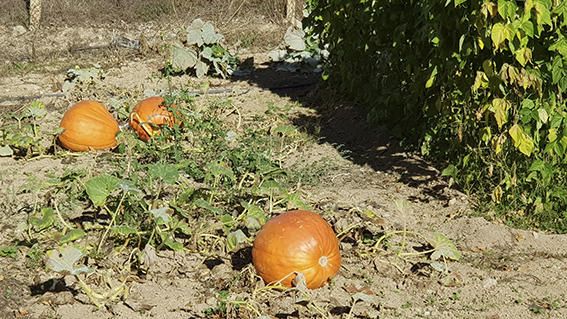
[12, 25, 27, 36]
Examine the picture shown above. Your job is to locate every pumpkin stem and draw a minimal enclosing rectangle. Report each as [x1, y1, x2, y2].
[318, 256, 329, 267]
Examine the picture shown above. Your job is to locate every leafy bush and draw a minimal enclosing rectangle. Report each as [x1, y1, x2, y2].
[168, 19, 238, 79]
[306, 0, 567, 232]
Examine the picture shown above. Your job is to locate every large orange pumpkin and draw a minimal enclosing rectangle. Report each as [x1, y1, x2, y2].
[252, 210, 341, 289]
[129, 96, 177, 142]
[58, 100, 120, 152]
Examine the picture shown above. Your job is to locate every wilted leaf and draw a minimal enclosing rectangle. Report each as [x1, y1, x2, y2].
[201, 46, 214, 60]
[46, 246, 90, 275]
[195, 60, 209, 78]
[0, 145, 14, 157]
[514, 47, 532, 66]
[226, 229, 248, 251]
[187, 19, 205, 46]
[84, 174, 120, 207]
[268, 49, 288, 62]
[284, 27, 306, 51]
[149, 207, 172, 224]
[171, 45, 198, 71]
[430, 261, 448, 272]
[201, 22, 222, 44]
[243, 203, 267, 230]
[429, 233, 461, 261]
[25, 101, 47, 119]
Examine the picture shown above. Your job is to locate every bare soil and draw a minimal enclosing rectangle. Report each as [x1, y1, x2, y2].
[1, 7, 567, 319]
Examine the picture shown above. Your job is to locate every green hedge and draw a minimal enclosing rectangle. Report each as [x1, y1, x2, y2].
[306, 0, 567, 232]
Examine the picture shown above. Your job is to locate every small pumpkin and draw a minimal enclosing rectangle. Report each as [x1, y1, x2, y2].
[129, 96, 178, 141]
[58, 100, 120, 152]
[252, 210, 341, 289]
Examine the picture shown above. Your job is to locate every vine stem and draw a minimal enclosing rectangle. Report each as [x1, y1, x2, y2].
[97, 192, 127, 253]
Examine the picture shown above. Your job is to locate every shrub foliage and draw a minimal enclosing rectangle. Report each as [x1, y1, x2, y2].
[306, 0, 567, 232]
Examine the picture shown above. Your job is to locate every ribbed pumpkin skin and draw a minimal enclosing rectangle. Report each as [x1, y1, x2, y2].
[58, 100, 120, 152]
[129, 96, 176, 142]
[252, 210, 341, 289]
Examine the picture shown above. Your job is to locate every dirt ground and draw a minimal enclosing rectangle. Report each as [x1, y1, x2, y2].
[1, 5, 567, 319]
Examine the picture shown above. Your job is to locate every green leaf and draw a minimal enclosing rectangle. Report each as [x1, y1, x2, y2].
[491, 23, 506, 49]
[490, 98, 511, 129]
[441, 164, 458, 178]
[194, 198, 223, 215]
[30, 208, 55, 232]
[509, 124, 535, 156]
[520, 19, 534, 37]
[549, 38, 567, 57]
[498, 0, 518, 20]
[46, 246, 91, 275]
[534, 0, 552, 27]
[111, 225, 139, 236]
[84, 174, 120, 207]
[271, 124, 298, 136]
[242, 203, 267, 230]
[473, 71, 489, 91]
[171, 45, 198, 71]
[285, 193, 310, 210]
[59, 229, 86, 244]
[163, 238, 184, 251]
[0, 246, 18, 259]
[205, 162, 235, 182]
[514, 47, 532, 66]
[25, 100, 47, 119]
[148, 163, 179, 184]
[429, 233, 461, 261]
[425, 66, 438, 88]
[454, 0, 467, 6]
[551, 57, 564, 84]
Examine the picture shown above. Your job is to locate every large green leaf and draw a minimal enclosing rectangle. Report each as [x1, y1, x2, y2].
[84, 174, 120, 207]
[509, 124, 535, 156]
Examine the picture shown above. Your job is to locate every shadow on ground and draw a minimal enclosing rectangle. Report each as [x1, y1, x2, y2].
[230, 59, 447, 200]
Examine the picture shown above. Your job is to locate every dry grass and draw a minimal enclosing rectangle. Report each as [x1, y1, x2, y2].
[0, 0, 302, 27]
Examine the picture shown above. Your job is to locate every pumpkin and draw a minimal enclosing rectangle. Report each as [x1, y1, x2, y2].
[129, 96, 177, 141]
[252, 210, 341, 289]
[58, 100, 120, 152]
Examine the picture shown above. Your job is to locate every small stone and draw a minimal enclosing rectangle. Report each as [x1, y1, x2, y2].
[482, 277, 497, 289]
[12, 25, 27, 36]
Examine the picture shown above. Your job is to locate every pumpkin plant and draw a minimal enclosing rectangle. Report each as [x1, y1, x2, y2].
[252, 210, 341, 289]
[58, 100, 120, 152]
[129, 96, 178, 142]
